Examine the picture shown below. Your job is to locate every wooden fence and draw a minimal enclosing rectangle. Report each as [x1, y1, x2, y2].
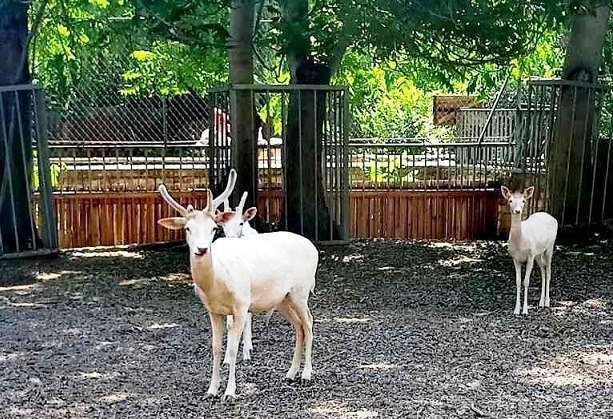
[33, 189, 501, 248]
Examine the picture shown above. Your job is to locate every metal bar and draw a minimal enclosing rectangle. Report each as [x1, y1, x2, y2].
[575, 87, 592, 225]
[14, 91, 37, 250]
[298, 89, 304, 235]
[33, 89, 58, 249]
[0, 92, 20, 250]
[477, 70, 511, 145]
[561, 86, 579, 226]
[313, 89, 319, 241]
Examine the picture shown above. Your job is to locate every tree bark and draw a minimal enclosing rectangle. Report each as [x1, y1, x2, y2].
[226, 0, 256, 217]
[549, 3, 610, 225]
[0, 1, 41, 253]
[283, 60, 341, 241]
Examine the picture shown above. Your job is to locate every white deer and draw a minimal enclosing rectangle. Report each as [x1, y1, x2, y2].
[501, 186, 558, 315]
[217, 191, 259, 364]
[157, 181, 318, 399]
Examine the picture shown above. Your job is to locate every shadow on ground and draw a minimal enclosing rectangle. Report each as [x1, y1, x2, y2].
[0, 239, 612, 418]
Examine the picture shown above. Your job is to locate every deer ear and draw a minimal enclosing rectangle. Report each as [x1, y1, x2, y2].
[500, 186, 511, 199]
[243, 207, 257, 221]
[215, 211, 235, 224]
[523, 186, 535, 199]
[158, 217, 186, 230]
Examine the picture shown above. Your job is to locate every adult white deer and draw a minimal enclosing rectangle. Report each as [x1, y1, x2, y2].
[501, 186, 558, 315]
[157, 180, 317, 399]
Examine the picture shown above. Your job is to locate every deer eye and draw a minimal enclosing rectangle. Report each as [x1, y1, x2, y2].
[239, 222, 244, 226]
[185, 227, 190, 232]
[509, 199, 513, 203]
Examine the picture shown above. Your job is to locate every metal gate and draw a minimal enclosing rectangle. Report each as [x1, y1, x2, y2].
[0, 84, 57, 258]
[207, 84, 350, 244]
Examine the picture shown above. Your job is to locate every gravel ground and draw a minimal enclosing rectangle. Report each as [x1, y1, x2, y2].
[0, 239, 612, 419]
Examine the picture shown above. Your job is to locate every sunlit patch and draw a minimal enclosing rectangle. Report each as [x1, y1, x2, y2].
[439, 256, 482, 267]
[164, 273, 191, 282]
[342, 254, 364, 263]
[0, 352, 24, 363]
[71, 250, 143, 259]
[100, 392, 129, 404]
[427, 242, 477, 252]
[4, 302, 47, 309]
[334, 316, 372, 324]
[360, 362, 396, 370]
[148, 322, 179, 330]
[63, 328, 82, 335]
[80, 371, 119, 380]
[516, 349, 613, 387]
[584, 298, 604, 309]
[119, 277, 155, 287]
[0, 283, 42, 293]
[35, 270, 80, 281]
[95, 341, 117, 350]
[311, 400, 379, 418]
[377, 266, 395, 271]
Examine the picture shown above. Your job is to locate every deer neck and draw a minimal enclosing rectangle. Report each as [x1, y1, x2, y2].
[508, 213, 523, 244]
[190, 253, 217, 294]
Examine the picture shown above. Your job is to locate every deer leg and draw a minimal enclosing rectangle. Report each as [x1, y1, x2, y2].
[523, 257, 535, 315]
[206, 312, 224, 397]
[513, 260, 522, 315]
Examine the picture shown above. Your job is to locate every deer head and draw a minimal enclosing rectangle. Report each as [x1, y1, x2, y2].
[216, 191, 258, 238]
[157, 169, 236, 257]
[501, 185, 534, 215]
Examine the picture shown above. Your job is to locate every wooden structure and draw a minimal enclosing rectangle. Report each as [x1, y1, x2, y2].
[33, 188, 501, 248]
[433, 95, 482, 126]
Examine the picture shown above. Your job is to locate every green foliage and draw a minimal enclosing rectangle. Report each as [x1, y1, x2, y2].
[32, 0, 228, 106]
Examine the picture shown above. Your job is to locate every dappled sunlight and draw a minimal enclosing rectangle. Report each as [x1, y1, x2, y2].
[148, 322, 179, 330]
[0, 283, 42, 294]
[516, 347, 613, 387]
[334, 316, 373, 324]
[311, 400, 379, 418]
[0, 300, 48, 309]
[438, 255, 482, 267]
[552, 298, 607, 317]
[342, 254, 365, 263]
[70, 250, 144, 259]
[427, 242, 478, 252]
[80, 371, 119, 380]
[100, 392, 129, 404]
[360, 362, 396, 371]
[119, 277, 156, 287]
[0, 352, 25, 363]
[36, 270, 81, 281]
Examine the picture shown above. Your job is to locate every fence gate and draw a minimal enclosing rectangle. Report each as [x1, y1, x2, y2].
[519, 79, 613, 228]
[0, 84, 57, 258]
[208, 85, 350, 244]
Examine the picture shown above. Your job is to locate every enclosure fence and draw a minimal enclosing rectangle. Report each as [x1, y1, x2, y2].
[0, 84, 57, 258]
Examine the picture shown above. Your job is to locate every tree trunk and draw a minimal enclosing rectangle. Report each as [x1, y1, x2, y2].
[549, 3, 610, 226]
[0, 1, 41, 253]
[226, 0, 256, 217]
[282, 60, 341, 241]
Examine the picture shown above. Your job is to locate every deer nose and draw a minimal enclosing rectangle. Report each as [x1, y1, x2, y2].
[194, 247, 208, 256]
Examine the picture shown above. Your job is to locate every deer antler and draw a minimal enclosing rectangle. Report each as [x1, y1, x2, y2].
[237, 191, 248, 212]
[210, 169, 237, 211]
[158, 184, 188, 216]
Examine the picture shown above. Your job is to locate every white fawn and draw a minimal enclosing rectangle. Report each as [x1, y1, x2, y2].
[501, 186, 558, 315]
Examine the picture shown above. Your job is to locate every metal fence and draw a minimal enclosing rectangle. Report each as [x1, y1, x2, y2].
[519, 79, 613, 227]
[207, 85, 350, 243]
[0, 84, 57, 258]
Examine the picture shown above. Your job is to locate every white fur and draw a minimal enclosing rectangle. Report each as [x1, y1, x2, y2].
[218, 191, 259, 364]
[158, 186, 317, 399]
[501, 186, 558, 315]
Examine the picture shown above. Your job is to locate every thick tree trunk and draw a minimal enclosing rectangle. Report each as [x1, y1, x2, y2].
[0, 1, 41, 253]
[226, 0, 256, 216]
[283, 60, 341, 241]
[280, 0, 341, 241]
[549, 3, 610, 225]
